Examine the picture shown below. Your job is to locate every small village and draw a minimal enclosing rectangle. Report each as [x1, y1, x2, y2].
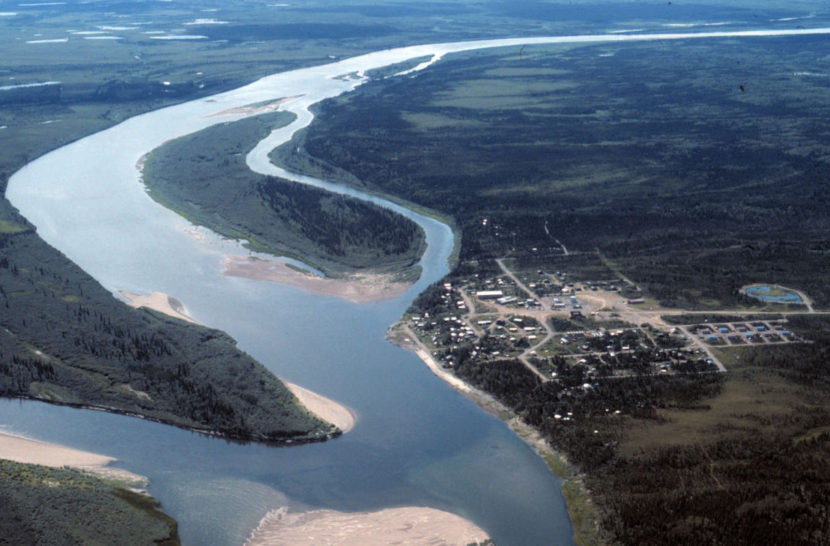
[397, 255, 811, 389]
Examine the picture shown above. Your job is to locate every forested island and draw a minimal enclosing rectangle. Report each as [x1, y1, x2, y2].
[142, 111, 424, 278]
[0, 219, 337, 443]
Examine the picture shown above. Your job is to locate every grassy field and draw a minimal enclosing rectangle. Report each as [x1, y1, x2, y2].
[619, 362, 813, 454]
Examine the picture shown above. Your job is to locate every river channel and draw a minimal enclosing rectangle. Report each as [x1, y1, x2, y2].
[4, 39, 583, 546]
[7, 28, 830, 545]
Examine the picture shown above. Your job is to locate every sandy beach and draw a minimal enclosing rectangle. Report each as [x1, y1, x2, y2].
[120, 290, 199, 324]
[283, 381, 356, 433]
[0, 432, 145, 484]
[119, 288, 356, 432]
[388, 324, 594, 543]
[391, 322, 572, 457]
[222, 255, 412, 303]
[389, 326, 473, 395]
[245, 506, 490, 546]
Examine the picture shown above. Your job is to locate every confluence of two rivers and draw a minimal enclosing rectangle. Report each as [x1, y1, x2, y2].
[6, 28, 830, 545]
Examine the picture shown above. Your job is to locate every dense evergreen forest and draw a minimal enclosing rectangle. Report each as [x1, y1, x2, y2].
[282, 38, 830, 309]
[0, 214, 335, 443]
[0, 460, 179, 545]
[142, 112, 424, 277]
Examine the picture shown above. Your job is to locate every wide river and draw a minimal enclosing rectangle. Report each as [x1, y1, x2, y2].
[6, 28, 830, 545]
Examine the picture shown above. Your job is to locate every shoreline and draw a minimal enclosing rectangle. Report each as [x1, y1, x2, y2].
[9, 394, 335, 445]
[245, 506, 490, 546]
[119, 290, 200, 324]
[387, 323, 600, 545]
[222, 254, 412, 303]
[283, 381, 356, 434]
[119, 289, 356, 437]
[0, 431, 145, 484]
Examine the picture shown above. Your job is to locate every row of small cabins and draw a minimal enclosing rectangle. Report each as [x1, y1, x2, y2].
[694, 321, 798, 345]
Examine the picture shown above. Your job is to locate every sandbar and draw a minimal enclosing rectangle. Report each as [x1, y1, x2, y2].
[283, 381, 355, 433]
[119, 290, 199, 324]
[0, 431, 145, 484]
[222, 255, 412, 303]
[207, 96, 302, 118]
[245, 506, 490, 546]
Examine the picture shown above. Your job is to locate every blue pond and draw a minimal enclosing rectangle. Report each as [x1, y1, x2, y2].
[744, 285, 803, 304]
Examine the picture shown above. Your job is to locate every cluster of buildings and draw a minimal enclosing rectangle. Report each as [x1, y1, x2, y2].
[408, 263, 740, 383]
[694, 320, 799, 346]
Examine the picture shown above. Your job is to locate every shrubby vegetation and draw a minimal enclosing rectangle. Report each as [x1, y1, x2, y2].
[600, 427, 830, 545]
[596, 318, 830, 544]
[740, 314, 830, 386]
[451, 353, 725, 465]
[143, 111, 424, 277]
[0, 460, 178, 545]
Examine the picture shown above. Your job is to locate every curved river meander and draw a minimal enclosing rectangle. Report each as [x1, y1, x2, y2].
[6, 28, 830, 545]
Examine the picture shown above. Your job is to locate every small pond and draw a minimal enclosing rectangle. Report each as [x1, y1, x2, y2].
[744, 285, 803, 304]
